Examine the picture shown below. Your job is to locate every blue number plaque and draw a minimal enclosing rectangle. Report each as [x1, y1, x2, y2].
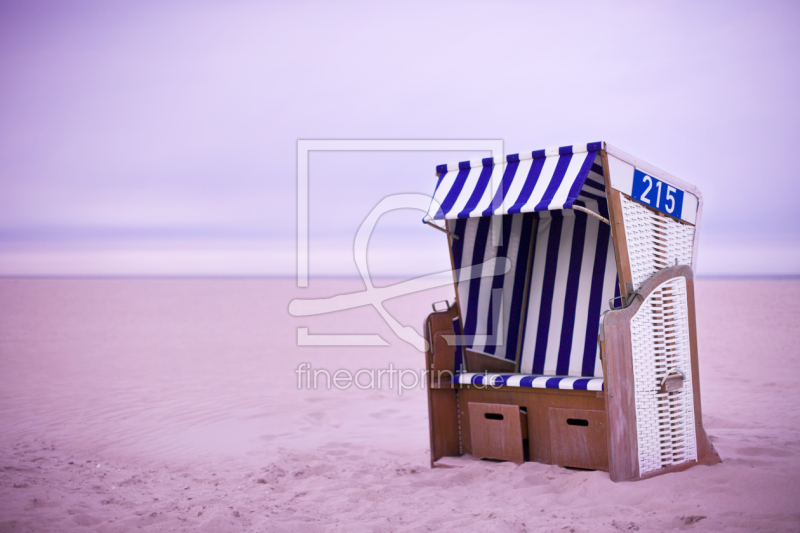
[630, 169, 684, 219]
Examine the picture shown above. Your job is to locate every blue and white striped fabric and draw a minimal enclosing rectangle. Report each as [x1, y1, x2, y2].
[451, 213, 534, 363]
[518, 160, 620, 378]
[430, 146, 620, 386]
[424, 142, 603, 222]
[454, 373, 604, 391]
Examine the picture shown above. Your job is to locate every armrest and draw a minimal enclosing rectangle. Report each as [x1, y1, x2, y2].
[424, 304, 459, 374]
[601, 264, 694, 334]
[599, 263, 715, 482]
[431, 330, 456, 375]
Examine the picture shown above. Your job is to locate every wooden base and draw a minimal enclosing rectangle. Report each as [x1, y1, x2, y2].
[457, 386, 609, 470]
[430, 384, 718, 479]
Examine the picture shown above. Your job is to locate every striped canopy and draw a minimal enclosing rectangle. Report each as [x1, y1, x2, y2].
[424, 142, 603, 223]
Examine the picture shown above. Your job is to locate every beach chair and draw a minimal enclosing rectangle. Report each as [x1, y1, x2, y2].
[422, 142, 721, 481]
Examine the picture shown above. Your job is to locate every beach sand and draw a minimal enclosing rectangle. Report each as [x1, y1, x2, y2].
[0, 278, 798, 532]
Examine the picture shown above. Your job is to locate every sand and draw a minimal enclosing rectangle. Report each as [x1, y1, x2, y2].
[0, 277, 799, 532]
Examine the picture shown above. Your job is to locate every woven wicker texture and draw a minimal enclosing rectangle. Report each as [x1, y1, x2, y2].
[621, 197, 695, 290]
[630, 276, 697, 475]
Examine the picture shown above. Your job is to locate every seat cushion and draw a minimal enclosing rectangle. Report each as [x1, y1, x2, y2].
[454, 373, 604, 391]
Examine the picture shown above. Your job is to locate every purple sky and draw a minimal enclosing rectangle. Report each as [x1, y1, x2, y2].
[1, 0, 798, 276]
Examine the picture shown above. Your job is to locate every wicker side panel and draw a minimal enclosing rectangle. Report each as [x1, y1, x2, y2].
[630, 276, 697, 475]
[621, 197, 695, 290]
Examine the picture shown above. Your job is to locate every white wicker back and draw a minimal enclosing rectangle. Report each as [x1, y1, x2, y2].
[621, 196, 695, 290]
[629, 276, 697, 475]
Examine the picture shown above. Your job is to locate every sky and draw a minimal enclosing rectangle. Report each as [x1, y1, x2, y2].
[1, 0, 798, 277]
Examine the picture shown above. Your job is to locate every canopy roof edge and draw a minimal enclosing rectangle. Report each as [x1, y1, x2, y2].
[435, 142, 605, 174]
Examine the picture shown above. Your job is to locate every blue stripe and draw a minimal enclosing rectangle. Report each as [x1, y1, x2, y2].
[575, 189, 607, 203]
[507, 157, 546, 214]
[451, 219, 467, 356]
[581, 217, 611, 377]
[532, 214, 563, 374]
[563, 151, 599, 209]
[482, 160, 519, 217]
[424, 170, 449, 222]
[586, 141, 603, 151]
[451, 219, 467, 272]
[582, 178, 606, 194]
[572, 378, 590, 390]
[516, 214, 540, 371]
[598, 191, 610, 218]
[438, 168, 471, 218]
[463, 217, 491, 343]
[505, 213, 535, 365]
[556, 213, 587, 375]
[534, 153, 573, 211]
[483, 216, 513, 356]
[434, 170, 446, 190]
[457, 165, 494, 218]
[545, 377, 563, 389]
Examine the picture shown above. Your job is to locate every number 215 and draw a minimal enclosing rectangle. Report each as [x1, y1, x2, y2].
[641, 175, 677, 214]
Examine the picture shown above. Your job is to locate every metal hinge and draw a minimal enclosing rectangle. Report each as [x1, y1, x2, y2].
[608, 281, 644, 311]
[432, 300, 453, 312]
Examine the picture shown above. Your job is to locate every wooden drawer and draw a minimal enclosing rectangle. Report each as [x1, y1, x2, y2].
[548, 408, 608, 470]
[468, 402, 528, 464]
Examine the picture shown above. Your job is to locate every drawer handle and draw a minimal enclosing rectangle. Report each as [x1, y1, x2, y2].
[567, 418, 589, 427]
[484, 413, 504, 421]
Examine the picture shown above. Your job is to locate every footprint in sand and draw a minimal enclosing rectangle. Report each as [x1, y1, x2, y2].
[734, 447, 792, 458]
[369, 409, 400, 419]
[73, 514, 102, 527]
